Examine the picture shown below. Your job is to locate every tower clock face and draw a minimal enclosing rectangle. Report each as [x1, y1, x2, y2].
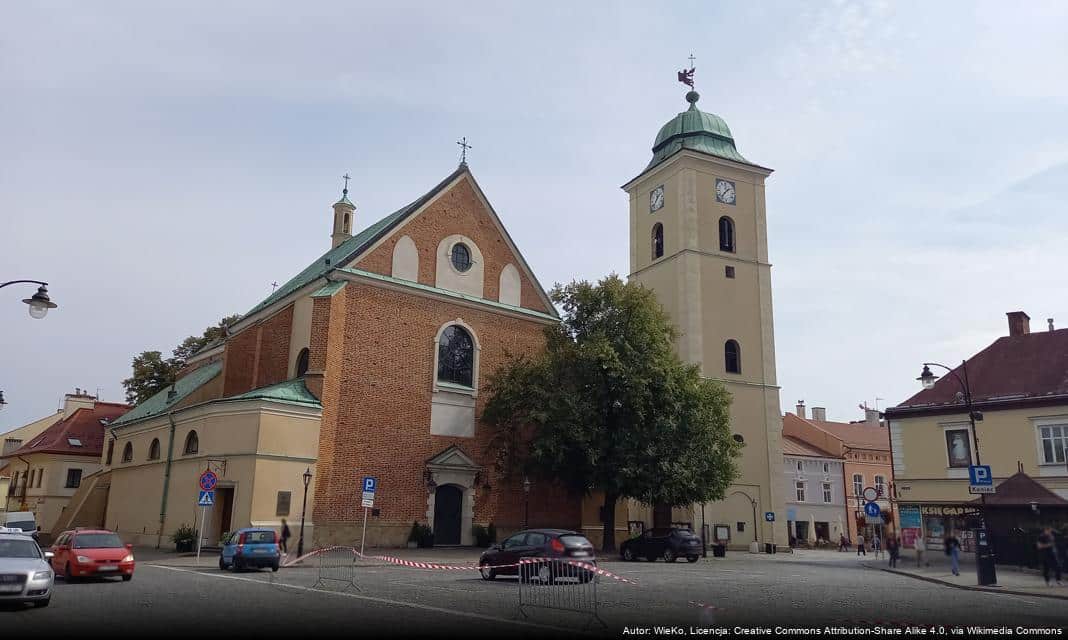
[650, 185, 665, 212]
[715, 179, 736, 205]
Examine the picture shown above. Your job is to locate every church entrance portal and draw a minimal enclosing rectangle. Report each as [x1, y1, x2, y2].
[433, 484, 463, 545]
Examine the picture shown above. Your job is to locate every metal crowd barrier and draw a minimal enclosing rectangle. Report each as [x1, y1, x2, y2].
[517, 558, 607, 630]
[312, 546, 361, 592]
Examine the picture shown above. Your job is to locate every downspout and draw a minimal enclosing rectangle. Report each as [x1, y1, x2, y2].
[156, 411, 178, 549]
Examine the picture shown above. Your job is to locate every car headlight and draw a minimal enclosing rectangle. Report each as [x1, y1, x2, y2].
[33, 570, 52, 581]
[122, 554, 134, 563]
[77, 555, 93, 563]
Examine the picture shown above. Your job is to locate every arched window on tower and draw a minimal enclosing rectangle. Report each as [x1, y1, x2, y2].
[719, 216, 735, 253]
[436, 325, 474, 387]
[652, 223, 664, 260]
[343, 213, 350, 234]
[295, 348, 310, 377]
[724, 339, 741, 374]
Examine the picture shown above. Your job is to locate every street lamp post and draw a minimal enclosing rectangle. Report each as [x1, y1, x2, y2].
[917, 360, 997, 586]
[0, 280, 58, 319]
[522, 476, 531, 529]
[297, 467, 312, 558]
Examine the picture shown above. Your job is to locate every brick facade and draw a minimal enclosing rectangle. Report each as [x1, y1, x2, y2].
[355, 176, 551, 315]
[220, 305, 294, 397]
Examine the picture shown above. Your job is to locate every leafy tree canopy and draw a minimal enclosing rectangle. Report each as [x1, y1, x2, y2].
[122, 314, 241, 405]
[484, 275, 740, 551]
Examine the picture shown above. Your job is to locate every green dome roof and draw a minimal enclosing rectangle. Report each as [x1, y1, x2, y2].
[646, 91, 752, 171]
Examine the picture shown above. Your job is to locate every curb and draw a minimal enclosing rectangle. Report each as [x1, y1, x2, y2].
[877, 565, 1068, 601]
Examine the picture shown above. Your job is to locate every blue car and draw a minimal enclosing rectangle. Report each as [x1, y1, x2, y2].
[219, 528, 280, 572]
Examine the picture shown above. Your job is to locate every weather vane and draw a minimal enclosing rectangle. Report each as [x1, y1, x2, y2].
[456, 137, 472, 165]
[678, 53, 696, 89]
[342, 173, 351, 197]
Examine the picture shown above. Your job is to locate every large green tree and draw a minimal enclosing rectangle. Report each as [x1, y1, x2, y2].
[122, 314, 241, 404]
[483, 275, 741, 552]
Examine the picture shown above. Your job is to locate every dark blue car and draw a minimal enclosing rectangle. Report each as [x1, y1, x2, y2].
[219, 528, 280, 572]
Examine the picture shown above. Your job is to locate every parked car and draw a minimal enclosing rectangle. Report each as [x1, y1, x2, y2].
[478, 528, 596, 584]
[620, 527, 702, 562]
[3, 512, 39, 542]
[50, 528, 135, 581]
[0, 531, 54, 607]
[219, 528, 280, 572]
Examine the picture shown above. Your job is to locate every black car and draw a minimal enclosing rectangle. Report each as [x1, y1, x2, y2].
[620, 528, 702, 562]
[479, 529, 596, 583]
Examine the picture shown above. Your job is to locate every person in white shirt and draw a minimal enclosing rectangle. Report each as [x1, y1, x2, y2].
[915, 536, 926, 567]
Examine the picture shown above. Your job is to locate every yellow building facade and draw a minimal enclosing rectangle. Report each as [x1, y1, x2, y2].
[623, 90, 787, 549]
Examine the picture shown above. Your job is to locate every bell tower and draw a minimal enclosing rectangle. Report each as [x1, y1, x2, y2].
[622, 87, 787, 548]
[331, 173, 355, 249]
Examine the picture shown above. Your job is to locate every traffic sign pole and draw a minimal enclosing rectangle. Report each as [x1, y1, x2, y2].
[196, 505, 206, 566]
[360, 507, 369, 557]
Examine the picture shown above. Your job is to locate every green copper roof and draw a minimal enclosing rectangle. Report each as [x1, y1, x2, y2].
[334, 194, 354, 208]
[226, 377, 321, 408]
[111, 361, 223, 427]
[246, 165, 467, 318]
[645, 91, 753, 172]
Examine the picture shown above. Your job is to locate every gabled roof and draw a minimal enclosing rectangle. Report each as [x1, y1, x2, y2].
[244, 165, 469, 319]
[970, 472, 1068, 507]
[5, 402, 130, 458]
[786, 412, 889, 451]
[782, 435, 838, 459]
[111, 361, 222, 427]
[893, 328, 1068, 412]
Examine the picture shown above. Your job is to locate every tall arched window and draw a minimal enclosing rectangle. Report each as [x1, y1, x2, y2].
[183, 431, 199, 456]
[295, 348, 310, 377]
[148, 438, 161, 460]
[719, 216, 735, 252]
[437, 325, 474, 387]
[105, 439, 114, 465]
[724, 339, 741, 374]
[121, 442, 134, 463]
[652, 223, 664, 260]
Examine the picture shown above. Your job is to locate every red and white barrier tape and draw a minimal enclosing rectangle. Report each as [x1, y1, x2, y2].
[281, 546, 635, 584]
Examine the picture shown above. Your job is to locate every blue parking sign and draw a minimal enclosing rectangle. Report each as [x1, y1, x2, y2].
[764, 512, 775, 522]
[363, 476, 377, 493]
[969, 465, 992, 486]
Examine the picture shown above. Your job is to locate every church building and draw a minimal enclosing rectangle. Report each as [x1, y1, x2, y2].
[622, 87, 788, 549]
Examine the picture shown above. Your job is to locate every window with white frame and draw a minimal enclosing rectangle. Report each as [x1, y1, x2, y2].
[1039, 425, 1068, 464]
[822, 482, 832, 503]
[796, 460, 803, 473]
[823, 462, 829, 474]
[795, 481, 806, 502]
[852, 474, 863, 497]
[875, 475, 886, 497]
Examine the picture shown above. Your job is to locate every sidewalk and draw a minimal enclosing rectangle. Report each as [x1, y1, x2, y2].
[867, 549, 1068, 600]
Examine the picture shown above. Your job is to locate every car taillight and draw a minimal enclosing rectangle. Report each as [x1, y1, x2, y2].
[550, 538, 565, 553]
[236, 532, 246, 554]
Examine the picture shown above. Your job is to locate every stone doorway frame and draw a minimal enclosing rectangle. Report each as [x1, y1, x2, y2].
[425, 445, 480, 546]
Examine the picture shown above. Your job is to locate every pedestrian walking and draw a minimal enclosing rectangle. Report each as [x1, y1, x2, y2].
[1037, 527, 1062, 586]
[944, 531, 962, 576]
[886, 534, 900, 568]
[280, 518, 292, 556]
[873, 533, 882, 559]
[915, 535, 927, 567]
[856, 533, 866, 556]
[839, 534, 849, 552]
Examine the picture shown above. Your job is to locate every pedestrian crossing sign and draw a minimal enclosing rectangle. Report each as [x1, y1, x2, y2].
[198, 490, 215, 507]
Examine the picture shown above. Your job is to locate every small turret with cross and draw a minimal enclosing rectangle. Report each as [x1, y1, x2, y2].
[331, 172, 356, 249]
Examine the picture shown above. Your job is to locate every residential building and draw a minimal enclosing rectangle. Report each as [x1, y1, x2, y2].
[0, 396, 129, 534]
[623, 88, 787, 549]
[782, 435, 846, 546]
[886, 311, 1068, 556]
[784, 403, 892, 543]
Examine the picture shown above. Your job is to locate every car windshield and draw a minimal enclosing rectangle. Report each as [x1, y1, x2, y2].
[0, 539, 40, 558]
[73, 533, 124, 549]
[559, 535, 592, 547]
[7, 521, 34, 532]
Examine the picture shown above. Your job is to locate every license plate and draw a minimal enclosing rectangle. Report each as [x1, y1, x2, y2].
[97, 565, 119, 572]
[0, 584, 22, 593]
[571, 551, 589, 557]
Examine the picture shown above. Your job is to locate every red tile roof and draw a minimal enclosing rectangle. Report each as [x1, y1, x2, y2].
[781, 436, 838, 458]
[809, 419, 890, 451]
[895, 328, 1068, 410]
[4, 402, 129, 458]
[969, 472, 1068, 507]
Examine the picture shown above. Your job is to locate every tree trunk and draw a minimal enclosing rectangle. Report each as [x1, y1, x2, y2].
[601, 492, 618, 553]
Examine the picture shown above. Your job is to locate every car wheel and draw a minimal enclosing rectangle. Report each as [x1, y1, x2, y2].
[271, 563, 279, 573]
[64, 563, 75, 582]
[479, 563, 496, 580]
[218, 557, 227, 571]
[122, 574, 133, 582]
[33, 598, 50, 608]
[663, 549, 676, 562]
[622, 547, 635, 561]
[536, 563, 555, 585]
[687, 556, 699, 563]
[234, 557, 245, 572]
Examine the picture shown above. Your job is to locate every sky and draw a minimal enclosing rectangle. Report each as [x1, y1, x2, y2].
[3, 0, 1068, 429]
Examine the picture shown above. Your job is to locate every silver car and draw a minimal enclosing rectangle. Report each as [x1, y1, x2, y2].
[0, 532, 54, 607]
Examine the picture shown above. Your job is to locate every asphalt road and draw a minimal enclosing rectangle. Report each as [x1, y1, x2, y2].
[5, 550, 1067, 637]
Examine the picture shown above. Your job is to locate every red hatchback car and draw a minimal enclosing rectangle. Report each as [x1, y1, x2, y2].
[50, 529, 135, 581]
